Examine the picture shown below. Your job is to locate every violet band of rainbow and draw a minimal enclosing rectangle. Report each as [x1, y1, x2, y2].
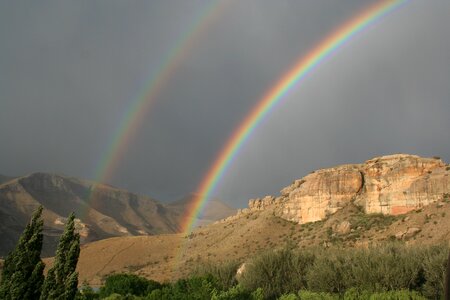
[183, 0, 409, 234]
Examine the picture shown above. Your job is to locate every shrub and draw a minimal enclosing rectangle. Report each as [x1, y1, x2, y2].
[211, 284, 260, 300]
[194, 260, 240, 290]
[239, 246, 314, 299]
[366, 290, 425, 300]
[298, 290, 338, 300]
[76, 283, 99, 299]
[420, 245, 448, 299]
[277, 293, 299, 300]
[306, 243, 429, 294]
[355, 244, 424, 291]
[99, 273, 160, 297]
[306, 249, 349, 295]
[146, 275, 218, 300]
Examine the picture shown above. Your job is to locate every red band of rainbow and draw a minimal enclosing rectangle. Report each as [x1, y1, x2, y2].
[182, 0, 409, 234]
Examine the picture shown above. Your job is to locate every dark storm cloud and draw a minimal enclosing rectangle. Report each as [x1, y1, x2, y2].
[1, 1, 449, 207]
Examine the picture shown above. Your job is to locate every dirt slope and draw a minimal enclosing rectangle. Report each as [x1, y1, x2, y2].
[66, 196, 450, 286]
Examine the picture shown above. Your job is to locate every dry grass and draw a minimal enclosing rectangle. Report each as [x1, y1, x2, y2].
[42, 200, 450, 287]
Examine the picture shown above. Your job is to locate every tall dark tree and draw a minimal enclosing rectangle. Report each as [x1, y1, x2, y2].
[40, 212, 80, 300]
[0, 205, 45, 300]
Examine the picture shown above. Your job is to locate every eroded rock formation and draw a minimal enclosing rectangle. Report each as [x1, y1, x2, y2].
[235, 154, 450, 224]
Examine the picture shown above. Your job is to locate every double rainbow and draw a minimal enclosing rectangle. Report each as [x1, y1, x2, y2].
[181, 0, 409, 233]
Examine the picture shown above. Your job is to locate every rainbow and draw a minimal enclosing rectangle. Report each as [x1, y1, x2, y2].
[181, 0, 409, 233]
[88, 1, 231, 204]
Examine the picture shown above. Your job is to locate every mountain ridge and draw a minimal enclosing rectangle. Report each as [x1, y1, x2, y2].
[0, 172, 235, 257]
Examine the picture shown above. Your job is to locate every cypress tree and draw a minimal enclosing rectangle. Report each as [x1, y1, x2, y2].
[40, 212, 80, 300]
[0, 205, 45, 300]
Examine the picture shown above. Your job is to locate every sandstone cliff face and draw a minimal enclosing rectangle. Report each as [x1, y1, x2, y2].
[356, 155, 447, 215]
[241, 154, 450, 224]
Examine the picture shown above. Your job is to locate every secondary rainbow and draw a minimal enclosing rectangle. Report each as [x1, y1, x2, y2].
[88, 1, 231, 202]
[182, 0, 409, 233]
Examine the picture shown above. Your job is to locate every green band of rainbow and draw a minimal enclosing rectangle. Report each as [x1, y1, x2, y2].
[182, 0, 409, 233]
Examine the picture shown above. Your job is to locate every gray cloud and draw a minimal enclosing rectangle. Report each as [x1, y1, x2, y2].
[1, 1, 449, 207]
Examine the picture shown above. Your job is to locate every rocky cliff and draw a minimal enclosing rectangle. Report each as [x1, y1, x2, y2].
[231, 154, 450, 224]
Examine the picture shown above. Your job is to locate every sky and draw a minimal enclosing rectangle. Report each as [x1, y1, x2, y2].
[1, 1, 450, 207]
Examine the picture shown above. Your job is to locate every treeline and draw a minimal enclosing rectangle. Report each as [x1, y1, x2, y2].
[77, 243, 449, 300]
[0, 206, 80, 300]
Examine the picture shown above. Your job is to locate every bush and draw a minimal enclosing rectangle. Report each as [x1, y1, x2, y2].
[239, 246, 314, 299]
[306, 249, 348, 294]
[99, 273, 160, 297]
[146, 275, 218, 300]
[298, 290, 338, 300]
[342, 288, 426, 300]
[346, 244, 424, 291]
[366, 290, 425, 300]
[306, 244, 429, 294]
[277, 293, 299, 300]
[194, 260, 240, 290]
[420, 245, 448, 299]
[93, 243, 448, 299]
[76, 283, 99, 299]
[211, 284, 262, 300]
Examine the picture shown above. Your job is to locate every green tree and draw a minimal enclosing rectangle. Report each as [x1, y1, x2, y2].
[146, 275, 219, 300]
[194, 260, 240, 290]
[99, 273, 160, 298]
[239, 245, 312, 299]
[40, 212, 80, 300]
[421, 244, 448, 299]
[0, 205, 45, 300]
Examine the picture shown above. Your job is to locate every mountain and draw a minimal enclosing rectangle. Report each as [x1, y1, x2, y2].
[0, 173, 180, 257]
[167, 194, 237, 227]
[0, 175, 15, 185]
[48, 154, 450, 286]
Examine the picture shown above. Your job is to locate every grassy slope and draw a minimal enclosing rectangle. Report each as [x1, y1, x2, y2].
[54, 198, 450, 287]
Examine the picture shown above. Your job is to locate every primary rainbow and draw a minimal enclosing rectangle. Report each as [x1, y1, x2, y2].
[181, 0, 409, 233]
[88, 1, 231, 203]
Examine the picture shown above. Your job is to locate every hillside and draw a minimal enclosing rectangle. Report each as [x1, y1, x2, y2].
[53, 154, 450, 286]
[66, 195, 450, 286]
[0, 172, 236, 257]
[0, 172, 184, 257]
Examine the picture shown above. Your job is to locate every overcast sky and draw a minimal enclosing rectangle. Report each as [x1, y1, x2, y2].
[1, 1, 449, 207]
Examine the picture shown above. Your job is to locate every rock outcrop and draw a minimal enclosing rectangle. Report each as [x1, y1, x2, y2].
[238, 154, 450, 224]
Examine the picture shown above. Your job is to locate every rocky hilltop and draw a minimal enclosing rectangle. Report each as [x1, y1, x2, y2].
[230, 154, 450, 224]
